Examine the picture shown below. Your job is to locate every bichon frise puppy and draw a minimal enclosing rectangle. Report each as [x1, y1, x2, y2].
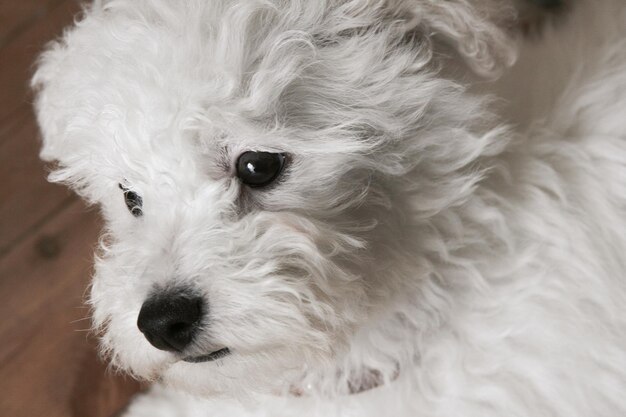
[32, 0, 626, 416]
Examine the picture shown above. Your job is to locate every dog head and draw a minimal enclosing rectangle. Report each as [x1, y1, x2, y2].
[33, 0, 514, 396]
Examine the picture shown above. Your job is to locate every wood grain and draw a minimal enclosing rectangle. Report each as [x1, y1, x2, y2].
[0, 201, 141, 417]
[0, 112, 72, 255]
[0, 2, 142, 416]
[0, 0, 66, 49]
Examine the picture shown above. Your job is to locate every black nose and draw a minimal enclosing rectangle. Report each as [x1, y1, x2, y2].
[137, 290, 204, 352]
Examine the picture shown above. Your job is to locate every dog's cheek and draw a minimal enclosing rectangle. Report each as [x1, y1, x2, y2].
[206, 214, 364, 347]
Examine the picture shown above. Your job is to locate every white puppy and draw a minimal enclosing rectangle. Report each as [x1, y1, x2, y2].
[32, 0, 626, 416]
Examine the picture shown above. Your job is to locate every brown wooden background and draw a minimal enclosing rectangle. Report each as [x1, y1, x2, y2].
[0, 1, 141, 416]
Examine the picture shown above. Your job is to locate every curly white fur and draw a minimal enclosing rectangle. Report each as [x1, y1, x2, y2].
[32, 0, 626, 415]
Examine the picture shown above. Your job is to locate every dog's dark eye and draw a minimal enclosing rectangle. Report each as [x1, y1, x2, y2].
[236, 151, 285, 188]
[118, 183, 143, 217]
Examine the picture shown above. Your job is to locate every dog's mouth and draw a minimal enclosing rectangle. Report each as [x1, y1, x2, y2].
[182, 347, 231, 363]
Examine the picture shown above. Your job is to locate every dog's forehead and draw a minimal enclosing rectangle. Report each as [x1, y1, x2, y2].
[53, 0, 410, 129]
[52, 2, 351, 162]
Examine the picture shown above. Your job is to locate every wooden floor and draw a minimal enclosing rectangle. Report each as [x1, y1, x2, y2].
[0, 1, 141, 416]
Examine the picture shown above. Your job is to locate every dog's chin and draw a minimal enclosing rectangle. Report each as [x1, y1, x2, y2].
[161, 349, 307, 397]
[182, 347, 232, 364]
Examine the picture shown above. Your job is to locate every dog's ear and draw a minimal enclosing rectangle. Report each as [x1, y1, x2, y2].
[31, 40, 103, 201]
[402, 0, 518, 78]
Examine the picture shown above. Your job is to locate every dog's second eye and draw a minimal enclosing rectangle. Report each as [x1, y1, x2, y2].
[118, 184, 143, 217]
[236, 151, 285, 188]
